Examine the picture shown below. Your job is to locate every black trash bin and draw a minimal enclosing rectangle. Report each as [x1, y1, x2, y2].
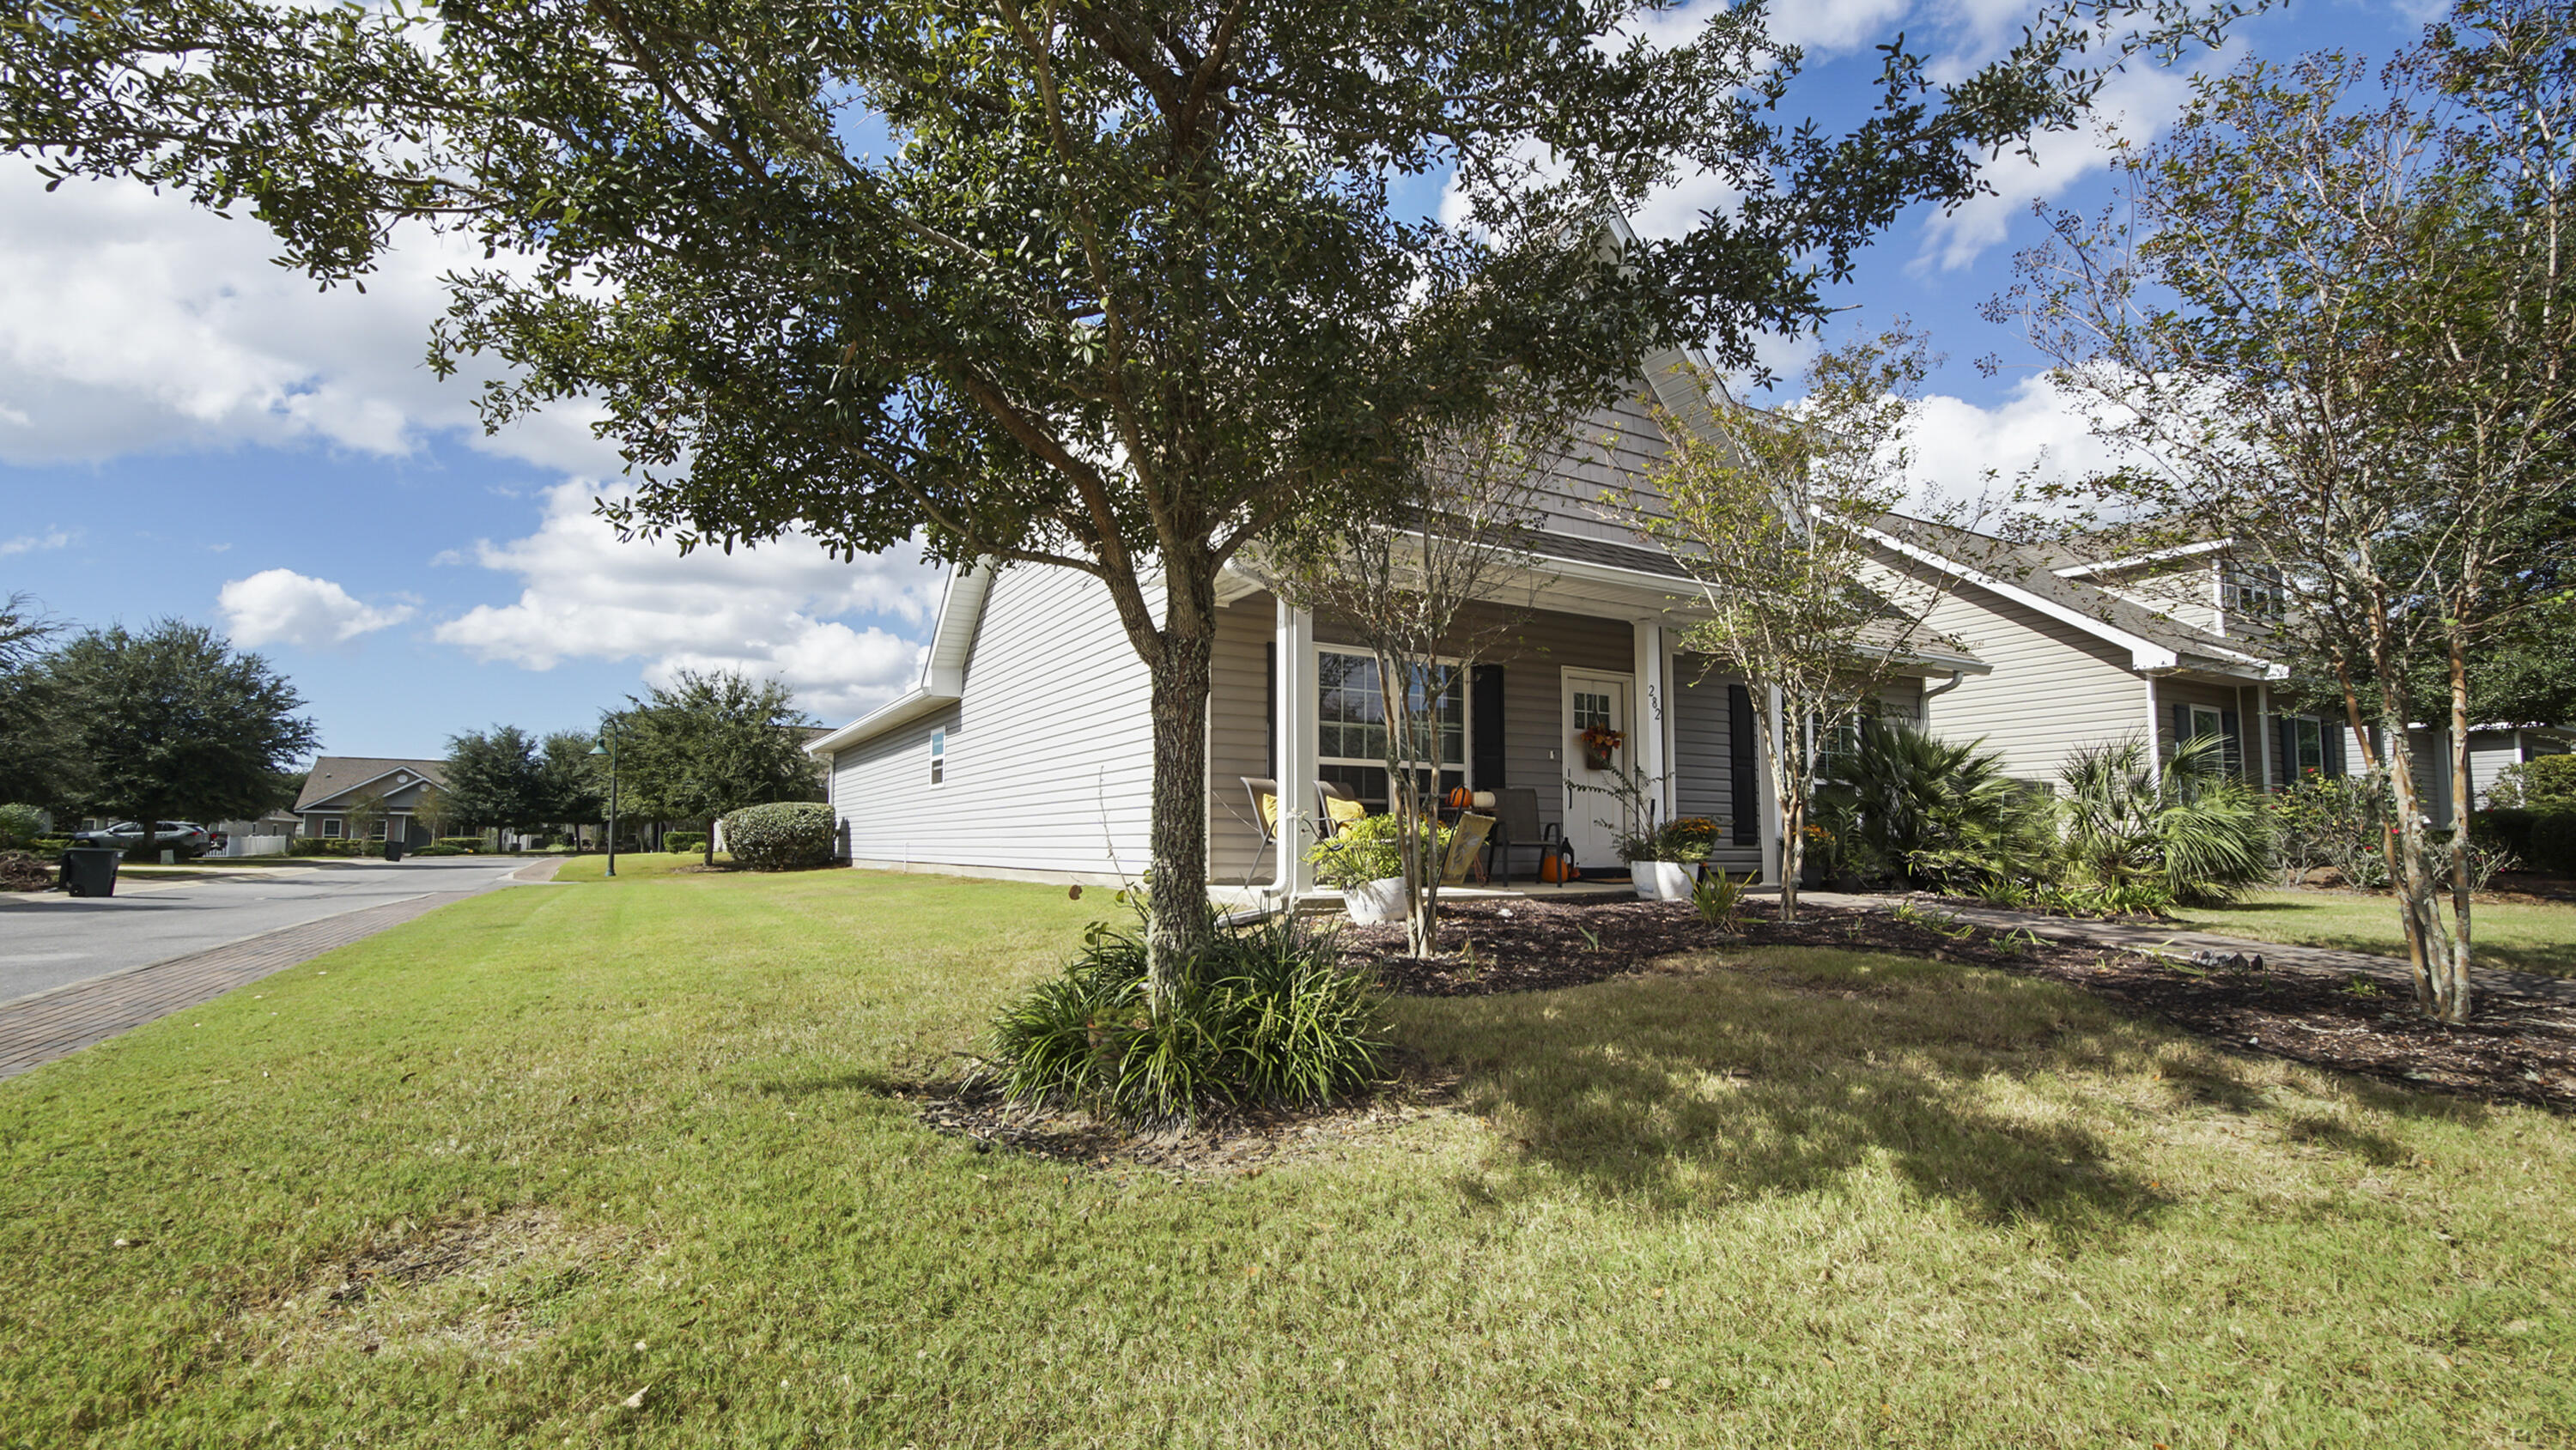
[59, 846, 120, 898]
[383, 840, 404, 863]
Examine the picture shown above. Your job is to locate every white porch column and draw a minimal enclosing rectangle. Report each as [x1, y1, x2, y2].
[1274, 598, 1317, 901]
[1631, 619, 1672, 820]
[1760, 683, 1786, 885]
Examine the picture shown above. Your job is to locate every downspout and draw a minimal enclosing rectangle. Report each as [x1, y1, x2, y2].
[1920, 668, 1967, 708]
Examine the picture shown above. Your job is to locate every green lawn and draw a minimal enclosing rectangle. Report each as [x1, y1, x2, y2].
[2172, 888, 2576, 977]
[3, 865, 2571, 1447]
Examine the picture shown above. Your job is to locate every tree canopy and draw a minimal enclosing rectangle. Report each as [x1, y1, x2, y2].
[440, 725, 553, 835]
[0, 592, 80, 810]
[612, 670, 820, 864]
[46, 620, 319, 830]
[1, 0, 2231, 986]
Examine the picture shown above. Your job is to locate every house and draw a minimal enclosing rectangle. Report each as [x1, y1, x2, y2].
[292, 757, 449, 847]
[805, 355, 1990, 897]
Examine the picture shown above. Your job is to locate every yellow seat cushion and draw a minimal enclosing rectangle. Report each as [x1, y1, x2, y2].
[1324, 795, 1367, 829]
[1255, 793, 1279, 834]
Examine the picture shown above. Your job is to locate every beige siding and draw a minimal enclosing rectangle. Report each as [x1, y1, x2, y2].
[829, 563, 1155, 880]
[1916, 579, 2154, 786]
[1208, 597, 1276, 885]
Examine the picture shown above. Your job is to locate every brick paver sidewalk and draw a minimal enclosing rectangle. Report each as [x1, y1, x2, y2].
[1806, 891, 2576, 1004]
[0, 868, 556, 1080]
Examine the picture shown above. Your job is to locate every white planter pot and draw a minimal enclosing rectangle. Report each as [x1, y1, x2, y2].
[1631, 861, 1694, 901]
[1344, 877, 1411, 925]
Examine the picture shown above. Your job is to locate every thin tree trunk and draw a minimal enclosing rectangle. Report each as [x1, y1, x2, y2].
[1143, 610, 1216, 1005]
[1766, 707, 1802, 923]
[704, 816, 716, 868]
[2443, 634, 2476, 1022]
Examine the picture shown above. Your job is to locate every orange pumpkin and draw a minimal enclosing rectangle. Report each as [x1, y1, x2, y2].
[1540, 852, 1578, 883]
[1446, 786, 1473, 810]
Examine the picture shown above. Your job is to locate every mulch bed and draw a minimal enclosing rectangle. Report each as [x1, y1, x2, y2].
[909, 895, 2576, 1171]
[1337, 897, 2576, 1114]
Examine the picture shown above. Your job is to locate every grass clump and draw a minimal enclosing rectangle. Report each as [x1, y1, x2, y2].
[990, 909, 1387, 1123]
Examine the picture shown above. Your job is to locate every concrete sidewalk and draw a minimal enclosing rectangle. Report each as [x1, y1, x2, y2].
[1805, 891, 2576, 1004]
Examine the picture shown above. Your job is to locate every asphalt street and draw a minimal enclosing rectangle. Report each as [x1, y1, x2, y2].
[0, 856, 527, 1004]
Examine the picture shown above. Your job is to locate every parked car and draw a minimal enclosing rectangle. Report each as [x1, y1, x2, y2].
[70, 821, 216, 858]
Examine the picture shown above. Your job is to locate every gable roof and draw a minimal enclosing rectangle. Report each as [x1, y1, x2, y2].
[295, 756, 447, 813]
[1865, 514, 2286, 679]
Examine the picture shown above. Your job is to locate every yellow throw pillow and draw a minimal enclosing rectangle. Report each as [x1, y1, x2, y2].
[1325, 796, 1367, 828]
[1255, 793, 1279, 833]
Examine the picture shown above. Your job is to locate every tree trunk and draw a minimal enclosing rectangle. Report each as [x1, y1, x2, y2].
[1143, 606, 1217, 1006]
[1764, 701, 1802, 923]
[704, 816, 716, 868]
[2442, 635, 2476, 1022]
[2380, 706, 2462, 1022]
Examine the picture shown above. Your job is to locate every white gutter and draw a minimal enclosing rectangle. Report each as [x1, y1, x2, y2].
[2051, 538, 2228, 579]
[805, 561, 993, 756]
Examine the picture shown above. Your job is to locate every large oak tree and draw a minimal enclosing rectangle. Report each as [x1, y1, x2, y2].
[3, 0, 2218, 992]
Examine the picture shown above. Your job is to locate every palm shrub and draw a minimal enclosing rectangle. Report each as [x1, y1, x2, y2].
[1815, 719, 2057, 890]
[2058, 734, 2272, 906]
[990, 907, 1388, 1125]
[718, 801, 835, 871]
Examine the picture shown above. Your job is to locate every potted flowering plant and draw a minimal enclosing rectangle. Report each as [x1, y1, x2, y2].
[1304, 814, 1450, 925]
[1575, 765, 1718, 901]
[1577, 723, 1624, 771]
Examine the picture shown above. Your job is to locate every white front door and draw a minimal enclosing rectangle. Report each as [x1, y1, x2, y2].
[1561, 670, 1634, 868]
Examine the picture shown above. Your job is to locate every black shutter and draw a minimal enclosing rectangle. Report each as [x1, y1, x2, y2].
[1471, 665, 1505, 789]
[1728, 683, 1758, 845]
[2278, 717, 2299, 788]
[2172, 702, 2192, 761]
[1265, 642, 1277, 779]
[2221, 710, 2244, 779]
[2324, 721, 2348, 778]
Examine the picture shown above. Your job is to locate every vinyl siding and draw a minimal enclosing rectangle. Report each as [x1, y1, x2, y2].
[1208, 597, 1277, 884]
[1914, 576, 2154, 787]
[829, 562, 1155, 879]
[1522, 392, 1680, 547]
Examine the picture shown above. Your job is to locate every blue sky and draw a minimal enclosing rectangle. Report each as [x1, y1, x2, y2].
[0, 0, 2439, 761]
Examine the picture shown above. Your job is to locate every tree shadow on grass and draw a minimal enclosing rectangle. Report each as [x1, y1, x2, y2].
[1404, 947, 2379, 1248]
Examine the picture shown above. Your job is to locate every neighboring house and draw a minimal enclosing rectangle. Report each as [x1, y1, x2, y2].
[1873, 519, 2576, 824]
[806, 355, 1988, 896]
[293, 757, 449, 847]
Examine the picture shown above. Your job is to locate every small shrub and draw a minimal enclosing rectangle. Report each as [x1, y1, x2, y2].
[2272, 774, 2388, 887]
[989, 913, 1387, 1125]
[1690, 868, 1750, 931]
[0, 850, 54, 891]
[288, 837, 366, 858]
[410, 844, 467, 857]
[720, 801, 835, 871]
[664, 831, 708, 854]
[0, 803, 46, 850]
[434, 837, 484, 853]
[2487, 754, 2576, 811]
[2058, 734, 2271, 904]
[2531, 812, 2576, 877]
[28, 834, 72, 856]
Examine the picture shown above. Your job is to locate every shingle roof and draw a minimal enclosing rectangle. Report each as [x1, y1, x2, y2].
[295, 756, 448, 812]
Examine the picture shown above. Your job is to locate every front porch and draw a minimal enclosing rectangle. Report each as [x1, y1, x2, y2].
[1203, 555, 1783, 907]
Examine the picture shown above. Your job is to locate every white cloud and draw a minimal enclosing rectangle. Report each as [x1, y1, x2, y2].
[1898, 373, 2130, 507]
[0, 527, 71, 555]
[0, 172, 621, 475]
[219, 568, 417, 648]
[434, 481, 944, 720]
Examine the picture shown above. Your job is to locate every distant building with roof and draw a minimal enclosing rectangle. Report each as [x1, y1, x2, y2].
[292, 756, 449, 847]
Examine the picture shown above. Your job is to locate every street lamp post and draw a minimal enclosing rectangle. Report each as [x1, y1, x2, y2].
[591, 726, 619, 879]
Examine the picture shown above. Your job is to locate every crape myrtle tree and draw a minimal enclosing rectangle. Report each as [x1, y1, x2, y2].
[1996, 0, 2576, 1022]
[612, 670, 819, 866]
[1251, 392, 1562, 956]
[3, 0, 2233, 998]
[1622, 324, 1979, 922]
[47, 620, 320, 858]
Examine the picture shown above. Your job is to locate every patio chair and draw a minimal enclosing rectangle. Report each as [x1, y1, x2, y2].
[1240, 776, 1282, 856]
[1485, 787, 1571, 888]
[1314, 780, 1370, 839]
